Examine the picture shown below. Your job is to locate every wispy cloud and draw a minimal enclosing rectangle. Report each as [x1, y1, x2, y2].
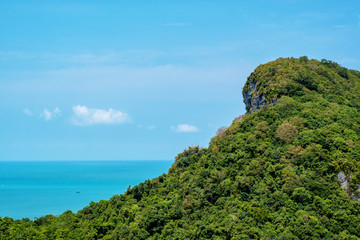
[0, 50, 165, 66]
[40, 107, 61, 121]
[71, 105, 130, 126]
[164, 22, 191, 27]
[333, 25, 346, 28]
[40, 64, 243, 91]
[22, 108, 33, 116]
[1, 63, 247, 108]
[137, 125, 156, 130]
[147, 126, 156, 130]
[172, 124, 199, 133]
[63, 53, 112, 63]
[0, 51, 35, 60]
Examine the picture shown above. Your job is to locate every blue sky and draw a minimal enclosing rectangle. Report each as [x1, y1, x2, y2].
[1, 0, 359, 160]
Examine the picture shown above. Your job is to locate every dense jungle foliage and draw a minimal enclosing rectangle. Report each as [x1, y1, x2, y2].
[2, 57, 360, 239]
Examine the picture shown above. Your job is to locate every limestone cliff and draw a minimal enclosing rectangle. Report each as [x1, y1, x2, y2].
[242, 76, 275, 113]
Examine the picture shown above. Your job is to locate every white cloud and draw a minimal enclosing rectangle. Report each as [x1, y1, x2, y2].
[71, 105, 130, 126]
[22, 108, 33, 116]
[172, 124, 199, 133]
[41, 107, 61, 121]
[42, 109, 52, 121]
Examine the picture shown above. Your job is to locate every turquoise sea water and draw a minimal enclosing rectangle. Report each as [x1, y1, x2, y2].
[0, 160, 173, 220]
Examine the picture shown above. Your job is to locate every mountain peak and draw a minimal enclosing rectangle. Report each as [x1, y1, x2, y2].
[242, 56, 359, 113]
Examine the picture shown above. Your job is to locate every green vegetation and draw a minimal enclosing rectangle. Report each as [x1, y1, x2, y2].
[2, 57, 360, 239]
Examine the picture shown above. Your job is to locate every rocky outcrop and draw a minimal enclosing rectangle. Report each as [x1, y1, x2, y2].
[338, 171, 360, 201]
[243, 78, 275, 113]
[338, 172, 349, 190]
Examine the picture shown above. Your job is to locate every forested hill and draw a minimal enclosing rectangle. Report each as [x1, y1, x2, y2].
[2, 57, 360, 239]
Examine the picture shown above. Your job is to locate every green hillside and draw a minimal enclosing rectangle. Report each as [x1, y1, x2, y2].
[2, 57, 360, 239]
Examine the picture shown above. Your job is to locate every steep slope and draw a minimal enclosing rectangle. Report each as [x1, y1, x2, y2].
[2, 57, 360, 239]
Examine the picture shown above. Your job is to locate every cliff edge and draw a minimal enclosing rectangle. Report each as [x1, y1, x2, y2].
[242, 56, 360, 113]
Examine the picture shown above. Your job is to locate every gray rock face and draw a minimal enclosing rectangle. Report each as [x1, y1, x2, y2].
[338, 172, 349, 190]
[338, 171, 360, 201]
[243, 79, 274, 113]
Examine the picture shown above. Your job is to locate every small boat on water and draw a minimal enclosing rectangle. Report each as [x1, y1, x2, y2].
[76, 191, 80, 193]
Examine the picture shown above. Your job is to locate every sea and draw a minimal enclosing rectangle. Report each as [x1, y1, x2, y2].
[0, 160, 173, 220]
